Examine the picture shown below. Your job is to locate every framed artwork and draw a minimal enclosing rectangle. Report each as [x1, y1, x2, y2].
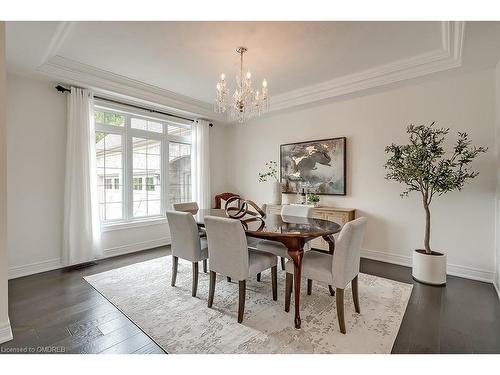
[280, 137, 346, 195]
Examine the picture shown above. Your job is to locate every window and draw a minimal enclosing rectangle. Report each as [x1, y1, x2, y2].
[146, 177, 156, 191]
[94, 103, 192, 223]
[133, 177, 143, 191]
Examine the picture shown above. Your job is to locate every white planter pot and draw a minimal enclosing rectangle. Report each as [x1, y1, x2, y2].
[271, 181, 282, 205]
[412, 249, 447, 286]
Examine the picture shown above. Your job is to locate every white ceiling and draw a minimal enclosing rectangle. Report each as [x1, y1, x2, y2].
[6, 21, 500, 118]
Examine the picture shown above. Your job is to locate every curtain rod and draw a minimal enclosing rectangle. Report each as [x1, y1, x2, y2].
[55, 85, 213, 127]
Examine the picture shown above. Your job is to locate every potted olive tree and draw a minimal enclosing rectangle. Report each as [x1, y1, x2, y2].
[384, 122, 487, 285]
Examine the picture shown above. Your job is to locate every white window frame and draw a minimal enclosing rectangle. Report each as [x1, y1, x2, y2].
[94, 101, 192, 229]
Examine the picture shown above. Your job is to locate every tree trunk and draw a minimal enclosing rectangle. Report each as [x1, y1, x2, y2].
[423, 199, 431, 254]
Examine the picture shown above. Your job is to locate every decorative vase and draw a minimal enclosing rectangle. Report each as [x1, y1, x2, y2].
[412, 249, 447, 286]
[271, 181, 282, 205]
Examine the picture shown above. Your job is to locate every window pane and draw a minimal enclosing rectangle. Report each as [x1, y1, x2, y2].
[95, 110, 124, 127]
[131, 117, 163, 133]
[148, 200, 161, 216]
[105, 202, 123, 220]
[131, 118, 147, 131]
[148, 121, 163, 133]
[133, 137, 162, 217]
[168, 124, 191, 137]
[169, 142, 191, 206]
[96, 132, 123, 221]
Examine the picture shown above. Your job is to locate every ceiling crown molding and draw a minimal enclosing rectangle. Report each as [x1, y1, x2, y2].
[39, 21, 76, 67]
[36, 21, 464, 122]
[37, 55, 224, 121]
[269, 21, 465, 113]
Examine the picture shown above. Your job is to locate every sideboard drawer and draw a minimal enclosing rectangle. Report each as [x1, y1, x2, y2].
[325, 212, 350, 226]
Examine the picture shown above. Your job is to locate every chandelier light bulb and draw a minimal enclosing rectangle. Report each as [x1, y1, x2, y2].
[246, 72, 252, 79]
[262, 79, 267, 88]
[220, 73, 226, 80]
[216, 83, 221, 90]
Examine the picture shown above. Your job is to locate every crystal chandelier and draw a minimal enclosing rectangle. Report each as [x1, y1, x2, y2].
[214, 46, 269, 123]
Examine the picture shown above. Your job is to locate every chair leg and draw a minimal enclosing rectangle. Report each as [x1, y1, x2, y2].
[192, 262, 199, 297]
[257, 272, 261, 282]
[328, 285, 335, 296]
[203, 259, 207, 273]
[307, 279, 313, 295]
[271, 266, 277, 301]
[227, 276, 232, 282]
[208, 271, 216, 308]
[171, 256, 178, 287]
[238, 280, 246, 323]
[280, 257, 286, 271]
[352, 275, 360, 313]
[285, 272, 293, 312]
[336, 288, 346, 334]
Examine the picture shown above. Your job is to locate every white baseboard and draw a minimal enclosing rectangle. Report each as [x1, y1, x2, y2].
[8, 237, 171, 279]
[0, 318, 13, 344]
[8, 258, 62, 280]
[361, 248, 495, 283]
[361, 248, 411, 268]
[103, 236, 171, 258]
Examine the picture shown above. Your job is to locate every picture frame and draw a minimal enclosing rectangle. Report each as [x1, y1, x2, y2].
[280, 137, 346, 195]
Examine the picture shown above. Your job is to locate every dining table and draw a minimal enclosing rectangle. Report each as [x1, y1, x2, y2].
[193, 208, 342, 329]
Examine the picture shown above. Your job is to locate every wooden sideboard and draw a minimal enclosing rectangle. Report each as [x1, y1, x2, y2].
[266, 204, 356, 251]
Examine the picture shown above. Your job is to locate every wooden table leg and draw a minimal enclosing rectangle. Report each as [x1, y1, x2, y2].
[322, 234, 335, 255]
[289, 249, 304, 329]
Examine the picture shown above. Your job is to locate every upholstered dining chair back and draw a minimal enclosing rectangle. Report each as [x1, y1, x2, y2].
[331, 217, 367, 288]
[204, 216, 249, 281]
[173, 201, 199, 213]
[166, 210, 204, 262]
[281, 204, 313, 218]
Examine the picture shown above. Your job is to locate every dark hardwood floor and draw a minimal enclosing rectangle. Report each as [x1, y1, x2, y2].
[1, 246, 499, 354]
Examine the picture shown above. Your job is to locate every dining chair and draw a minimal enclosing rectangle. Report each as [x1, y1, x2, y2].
[173, 201, 199, 213]
[166, 210, 209, 297]
[256, 204, 313, 270]
[284, 217, 367, 334]
[213, 192, 240, 209]
[172, 201, 208, 272]
[204, 215, 278, 323]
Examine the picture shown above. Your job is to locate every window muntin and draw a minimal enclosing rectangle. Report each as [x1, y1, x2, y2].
[94, 103, 191, 224]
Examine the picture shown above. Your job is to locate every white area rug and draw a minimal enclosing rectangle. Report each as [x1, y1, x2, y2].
[84, 256, 412, 353]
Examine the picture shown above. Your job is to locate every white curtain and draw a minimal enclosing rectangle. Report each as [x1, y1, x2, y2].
[62, 87, 102, 266]
[191, 119, 211, 209]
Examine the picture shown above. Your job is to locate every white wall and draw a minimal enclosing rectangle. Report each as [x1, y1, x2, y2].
[0, 22, 13, 344]
[7, 74, 67, 276]
[6, 73, 228, 278]
[225, 69, 497, 282]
